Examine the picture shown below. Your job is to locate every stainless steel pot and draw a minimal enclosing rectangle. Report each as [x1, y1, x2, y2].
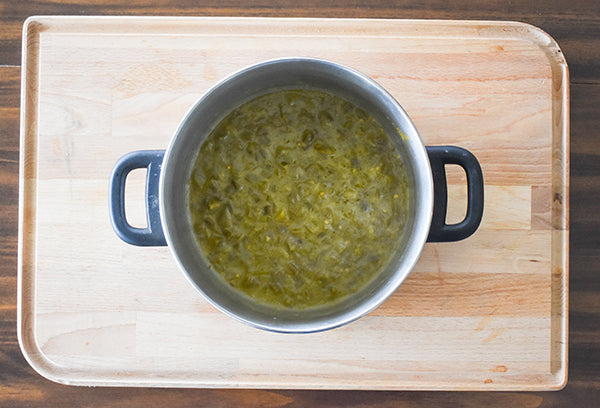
[109, 58, 484, 333]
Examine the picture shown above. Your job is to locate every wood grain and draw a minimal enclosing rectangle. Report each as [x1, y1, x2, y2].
[0, 1, 599, 84]
[16, 16, 567, 390]
[0, 0, 598, 407]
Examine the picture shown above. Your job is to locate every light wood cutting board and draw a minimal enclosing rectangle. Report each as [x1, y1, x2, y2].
[18, 16, 569, 390]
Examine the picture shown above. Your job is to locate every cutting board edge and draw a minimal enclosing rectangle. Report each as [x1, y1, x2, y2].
[17, 15, 569, 391]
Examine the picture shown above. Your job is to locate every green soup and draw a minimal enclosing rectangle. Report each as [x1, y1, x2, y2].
[188, 89, 410, 309]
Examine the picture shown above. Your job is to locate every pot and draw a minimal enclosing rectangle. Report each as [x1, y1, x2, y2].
[108, 58, 484, 333]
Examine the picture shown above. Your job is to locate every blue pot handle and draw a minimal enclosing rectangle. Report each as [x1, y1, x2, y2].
[109, 150, 167, 246]
[426, 146, 484, 242]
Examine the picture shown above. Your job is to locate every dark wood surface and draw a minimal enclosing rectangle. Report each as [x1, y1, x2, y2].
[1, 1, 598, 406]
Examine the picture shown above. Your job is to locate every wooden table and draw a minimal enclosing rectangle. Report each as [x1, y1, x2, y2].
[0, 1, 598, 406]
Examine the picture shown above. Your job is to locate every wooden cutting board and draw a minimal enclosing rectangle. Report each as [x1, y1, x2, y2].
[18, 16, 569, 390]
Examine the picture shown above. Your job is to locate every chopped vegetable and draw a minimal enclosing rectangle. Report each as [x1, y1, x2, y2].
[188, 89, 410, 309]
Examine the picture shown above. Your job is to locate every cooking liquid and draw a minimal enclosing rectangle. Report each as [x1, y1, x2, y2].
[188, 89, 410, 309]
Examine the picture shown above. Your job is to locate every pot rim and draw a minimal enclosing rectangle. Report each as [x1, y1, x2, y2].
[159, 57, 434, 333]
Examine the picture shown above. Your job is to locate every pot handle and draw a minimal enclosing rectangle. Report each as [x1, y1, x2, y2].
[426, 146, 484, 242]
[109, 150, 167, 246]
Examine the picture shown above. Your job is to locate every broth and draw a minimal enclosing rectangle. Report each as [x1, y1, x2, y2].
[188, 89, 410, 309]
